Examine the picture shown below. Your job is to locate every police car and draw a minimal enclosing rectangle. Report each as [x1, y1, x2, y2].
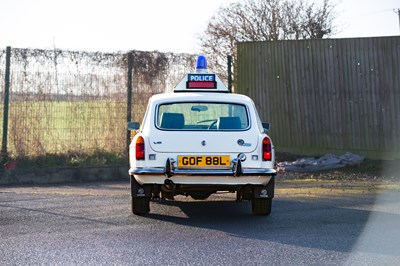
[128, 56, 276, 216]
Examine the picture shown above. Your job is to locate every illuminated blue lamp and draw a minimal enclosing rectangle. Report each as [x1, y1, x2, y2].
[196, 55, 207, 73]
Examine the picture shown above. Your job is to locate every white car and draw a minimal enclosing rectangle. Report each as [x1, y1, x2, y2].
[128, 56, 276, 216]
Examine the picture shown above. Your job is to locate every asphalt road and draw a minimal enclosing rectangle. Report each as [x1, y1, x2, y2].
[1, 180, 400, 265]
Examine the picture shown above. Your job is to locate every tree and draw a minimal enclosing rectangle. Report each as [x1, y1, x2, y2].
[199, 0, 337, 79]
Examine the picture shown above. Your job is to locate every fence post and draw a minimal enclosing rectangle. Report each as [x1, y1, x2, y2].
[1, 46, 11, 164]
[227, 55, 233, 93]
[126, 51, 134, 151]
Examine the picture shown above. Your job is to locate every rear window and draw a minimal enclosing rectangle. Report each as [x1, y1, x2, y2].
[156, 102, 249, 131]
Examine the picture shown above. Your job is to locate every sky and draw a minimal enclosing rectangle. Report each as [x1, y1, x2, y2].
[1, 0, 399, 54]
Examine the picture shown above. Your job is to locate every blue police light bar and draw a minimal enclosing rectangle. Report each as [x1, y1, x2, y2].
[196, 55, 207, 70]
[173, 55, 228, 92]
[186, 56, 217, 89]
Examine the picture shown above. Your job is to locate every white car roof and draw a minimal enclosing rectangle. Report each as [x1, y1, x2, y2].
[149, 92, 254, 105]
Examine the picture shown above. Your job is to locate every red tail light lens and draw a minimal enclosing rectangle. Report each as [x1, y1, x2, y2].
[135, 136, 145, 160]
[262, 137, 272, 161]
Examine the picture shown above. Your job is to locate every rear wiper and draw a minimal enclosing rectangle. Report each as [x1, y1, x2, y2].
[197, 119, 217, 124]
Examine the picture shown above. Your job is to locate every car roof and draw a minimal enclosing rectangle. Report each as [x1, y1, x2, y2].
[149, 92, 254, 105]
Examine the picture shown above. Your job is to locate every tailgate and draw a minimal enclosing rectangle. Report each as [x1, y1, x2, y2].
[149, 131, 258, 153]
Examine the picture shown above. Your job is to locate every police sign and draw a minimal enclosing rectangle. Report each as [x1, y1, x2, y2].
[188, 74, 215, 81]
[186, 74, 216, 89]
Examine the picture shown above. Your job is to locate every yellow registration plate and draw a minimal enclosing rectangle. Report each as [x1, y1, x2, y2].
[178, 156, 230, 168]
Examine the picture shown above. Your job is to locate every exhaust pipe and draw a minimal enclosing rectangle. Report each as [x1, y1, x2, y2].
[161, 179, 176, 200]
[163, 179, 176, 192]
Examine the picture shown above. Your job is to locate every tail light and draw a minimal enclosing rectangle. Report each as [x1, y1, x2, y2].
[135, 136, 145, 160]
[262, 137, 272, 161]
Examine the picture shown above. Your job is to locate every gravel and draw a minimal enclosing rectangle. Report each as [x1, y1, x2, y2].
[276, 152, 400, 183]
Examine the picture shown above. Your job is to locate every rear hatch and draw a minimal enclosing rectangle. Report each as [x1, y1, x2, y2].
[149, 131, 258, 154]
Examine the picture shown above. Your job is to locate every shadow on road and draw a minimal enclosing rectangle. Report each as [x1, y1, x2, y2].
[144, 192, 400, 257]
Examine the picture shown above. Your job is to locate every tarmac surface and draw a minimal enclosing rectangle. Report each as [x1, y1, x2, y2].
[1, 179, 400, 265]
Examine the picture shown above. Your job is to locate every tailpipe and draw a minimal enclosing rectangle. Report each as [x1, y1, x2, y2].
[161, 179, 176, 200]
[163, 179, 176, 192]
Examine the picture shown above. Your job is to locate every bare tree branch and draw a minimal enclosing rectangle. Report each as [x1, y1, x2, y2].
[199, 0, 338, 80]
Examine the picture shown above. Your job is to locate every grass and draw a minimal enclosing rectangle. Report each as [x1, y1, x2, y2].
[0, 100, 144, 168]
[0, 100, 139, 158]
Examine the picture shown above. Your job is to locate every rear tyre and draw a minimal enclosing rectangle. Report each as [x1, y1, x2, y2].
[132, 197, 150, 215]
[252, 198, 272, 216]
[189, 192, 212, 200]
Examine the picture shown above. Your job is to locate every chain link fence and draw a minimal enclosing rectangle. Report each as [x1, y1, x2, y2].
[0, 47, 195, 164]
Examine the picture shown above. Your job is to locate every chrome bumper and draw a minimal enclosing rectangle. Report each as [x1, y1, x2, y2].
[129, 167, 276, 176]
[130, 156, 276, 178]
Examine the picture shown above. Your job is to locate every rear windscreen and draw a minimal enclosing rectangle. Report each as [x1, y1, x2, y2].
[156, 102, 249, 131]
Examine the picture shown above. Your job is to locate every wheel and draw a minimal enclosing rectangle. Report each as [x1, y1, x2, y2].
[132, 196, 150, 215]
[189, 192, 212, 200]
[252, 198, 272, 216]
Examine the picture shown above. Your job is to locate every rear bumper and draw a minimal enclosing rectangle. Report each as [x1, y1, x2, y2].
[129, 167, 276, 176]
[129, 156, 276, 185]
[129, 167, 276, 186]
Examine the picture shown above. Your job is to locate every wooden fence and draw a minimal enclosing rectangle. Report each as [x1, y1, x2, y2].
[236, 36, 400, 159]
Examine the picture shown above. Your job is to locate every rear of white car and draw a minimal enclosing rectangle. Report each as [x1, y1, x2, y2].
[128, 56, 276, 216]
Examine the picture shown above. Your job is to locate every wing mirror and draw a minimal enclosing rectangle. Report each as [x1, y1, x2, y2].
[128, 122, 140, 130]
[262, 122, 270, 131]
